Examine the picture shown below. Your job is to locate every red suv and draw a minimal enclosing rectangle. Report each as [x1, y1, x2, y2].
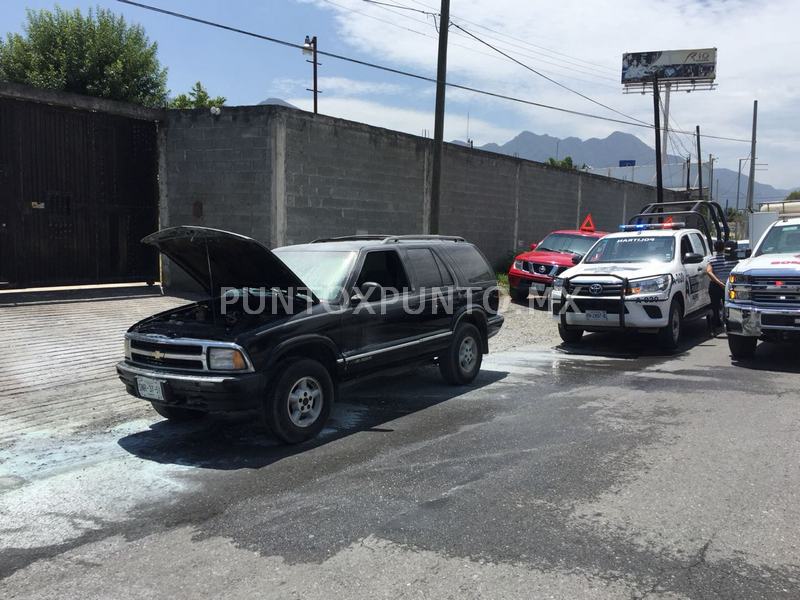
[508, 228, 607, 303]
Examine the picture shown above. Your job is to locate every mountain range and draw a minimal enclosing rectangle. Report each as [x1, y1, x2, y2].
[456, 130, 791, 204]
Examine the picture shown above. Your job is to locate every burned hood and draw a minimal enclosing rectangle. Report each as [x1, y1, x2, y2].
[143, 227, 316, 300]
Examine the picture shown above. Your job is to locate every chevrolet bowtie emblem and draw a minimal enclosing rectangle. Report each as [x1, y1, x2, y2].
[153, 350, 166, 361]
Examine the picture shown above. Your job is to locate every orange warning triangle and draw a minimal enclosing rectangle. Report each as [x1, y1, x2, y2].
[580, 213, 595, 232]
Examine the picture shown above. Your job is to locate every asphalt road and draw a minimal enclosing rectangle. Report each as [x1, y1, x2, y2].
[1, 288, 799, 599]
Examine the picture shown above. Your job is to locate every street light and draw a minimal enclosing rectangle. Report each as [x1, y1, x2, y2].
[303, 35, 319, 114]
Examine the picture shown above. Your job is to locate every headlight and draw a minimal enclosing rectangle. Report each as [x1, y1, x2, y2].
[124, 337, 131, 359]
[208, 347, 248, 371]
[729, 273, 751, 284]
[513, 260, 524, 271]
[627, 275, 670, 295]
[553, 277, 564, 291]
[729, 287, 751, 301]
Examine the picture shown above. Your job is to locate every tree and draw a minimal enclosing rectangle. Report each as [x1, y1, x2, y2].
[169, 81, 226, 109]
[0, 6, 167, 107]
[785, 190, 800, 201]
[546, 156, 584, 170]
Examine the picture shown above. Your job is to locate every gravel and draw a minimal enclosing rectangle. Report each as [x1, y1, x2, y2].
[489, 291, 562, 352]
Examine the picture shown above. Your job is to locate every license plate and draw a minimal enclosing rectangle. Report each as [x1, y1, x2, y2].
[586, 310, 607, 321]
[136, 376, 165, 401]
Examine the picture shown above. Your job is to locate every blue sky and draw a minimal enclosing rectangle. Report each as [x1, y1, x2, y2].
[3, 1, 798, 191]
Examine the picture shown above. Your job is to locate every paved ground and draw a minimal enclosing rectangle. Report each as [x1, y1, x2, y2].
[1, 288, 799, 599]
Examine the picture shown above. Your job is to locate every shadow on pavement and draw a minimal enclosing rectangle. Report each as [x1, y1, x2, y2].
[731, 339, 800, 374]
[556, 318, 717, 359]
[117, 366, 508, 470]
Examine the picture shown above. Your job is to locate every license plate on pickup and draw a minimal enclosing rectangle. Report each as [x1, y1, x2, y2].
[586, 310, 607, 321]
[136, 376, 165, 401]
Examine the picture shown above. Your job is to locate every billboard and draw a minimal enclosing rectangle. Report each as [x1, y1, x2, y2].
[621, 48, 717, 84]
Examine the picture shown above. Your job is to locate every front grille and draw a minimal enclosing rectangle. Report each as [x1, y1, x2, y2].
[749, 275, 800, 306]
[130, 339, 203, 355]
[752, 276, 800, 286]
[761, 314, 800, 327]
[752, 292, 800, 305]
[522, 262, 556, 276]
[129, 337, 206, 371]
[566, 281, 624, 296]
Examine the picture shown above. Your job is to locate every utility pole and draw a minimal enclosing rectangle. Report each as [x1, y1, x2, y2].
[696, 126, 703, 200]
[652, 77, 664, 203]
[685, 156, 691, 193]
[736, 157, 747, 212]
[302, 36, 319, 114]
[661, 83, 671, 164]
[429, 0, 450, 234]
[745, 100, 758, 213]
[709, 154, 714, 200]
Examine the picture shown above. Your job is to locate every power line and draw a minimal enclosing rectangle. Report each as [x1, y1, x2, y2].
[116, 0, 752, 143]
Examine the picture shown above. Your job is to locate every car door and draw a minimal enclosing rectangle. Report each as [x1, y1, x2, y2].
[689, 232, 712, 309]
[679, 234, 703, 313]
[338, 248, 417, 375]
[400, 246, 455, 351]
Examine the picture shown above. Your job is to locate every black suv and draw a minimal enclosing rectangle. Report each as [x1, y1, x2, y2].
[117, 227, 503, 443]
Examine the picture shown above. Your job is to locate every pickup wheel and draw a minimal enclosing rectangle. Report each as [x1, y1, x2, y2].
[558, 324, 583, 344]
[264, 358, 334, 444]
[728, 335, 757, 359]
[150, 402, 205, 421]
[439, 323, 483, 385]
[657, 298, 683, 351]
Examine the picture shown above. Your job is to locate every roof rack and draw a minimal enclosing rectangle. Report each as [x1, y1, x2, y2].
[311, 234, 393, 243]
[381, 235, 465, 244]
[310, 234, 466, 244]
[628, 200, 729, 249]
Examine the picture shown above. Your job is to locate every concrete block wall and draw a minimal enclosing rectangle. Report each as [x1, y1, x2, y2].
[160, 104, 683, 286]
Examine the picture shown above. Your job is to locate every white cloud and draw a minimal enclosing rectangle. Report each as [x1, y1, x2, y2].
[299, 0, 800, 189]
[274, 76, 407, 97]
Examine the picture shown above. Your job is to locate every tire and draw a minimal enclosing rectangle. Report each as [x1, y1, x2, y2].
[657, 298, 683, 351]
[728, 335, 757, 359]
[264, 358, 334, 444]
[558, 324, 584, 344]
[509, 286, 529, 303]
[150, 402, 205, 421]
[439, 323, 483, 385]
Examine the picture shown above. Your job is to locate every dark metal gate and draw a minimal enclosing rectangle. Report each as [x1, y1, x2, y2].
[0, 97, 159, 288]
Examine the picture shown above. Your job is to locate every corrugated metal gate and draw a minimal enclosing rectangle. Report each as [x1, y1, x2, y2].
[0, 97, 158, 288]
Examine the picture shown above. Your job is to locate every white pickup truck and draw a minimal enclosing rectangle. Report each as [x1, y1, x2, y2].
[551, 223, 713, 350]
[726, 216, 800, 358]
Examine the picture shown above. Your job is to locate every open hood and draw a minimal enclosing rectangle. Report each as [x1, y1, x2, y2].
[143, 227, 316, 301]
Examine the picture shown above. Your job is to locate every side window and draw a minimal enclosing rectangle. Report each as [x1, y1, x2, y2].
[405, 248, 443, 289]
[442, 244, 494, 284]
[432, 251, 454, 286]
[689, 233, 707, 256]
[680, 235, 693, 261]
[356, 250, 410, 292]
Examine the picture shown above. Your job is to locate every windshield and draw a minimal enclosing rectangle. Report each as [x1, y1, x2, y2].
[585, 236, 675, 264]
[755, 224, 800, 256]
[537, 233, 599, 255]
[273, 250, 356, 301]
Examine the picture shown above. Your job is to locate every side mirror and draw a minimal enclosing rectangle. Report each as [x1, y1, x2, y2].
[571, 254, 582, 265]
[683, 252, 704, 264]
[351, 281, 381, 304]
[529, 242, 538, 251]
[745, 249, 752, 258]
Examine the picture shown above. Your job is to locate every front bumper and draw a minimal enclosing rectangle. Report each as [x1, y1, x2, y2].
[725, 302, 800, 338]
[551, 290, 670, 330]
[117, 361, 265, 412]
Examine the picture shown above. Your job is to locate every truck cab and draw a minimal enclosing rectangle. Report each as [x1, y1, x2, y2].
[726, 216, 800, 358]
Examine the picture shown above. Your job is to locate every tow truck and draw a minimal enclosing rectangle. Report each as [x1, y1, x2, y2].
[551, 201, 729, 350]
[726, 216, 800, 358]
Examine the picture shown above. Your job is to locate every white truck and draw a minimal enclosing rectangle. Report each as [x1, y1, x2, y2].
[725, 216, 800, 358]
[551, 200, 729, 350]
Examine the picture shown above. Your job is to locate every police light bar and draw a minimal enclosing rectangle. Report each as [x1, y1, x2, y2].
[619, 222, 685, 232]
